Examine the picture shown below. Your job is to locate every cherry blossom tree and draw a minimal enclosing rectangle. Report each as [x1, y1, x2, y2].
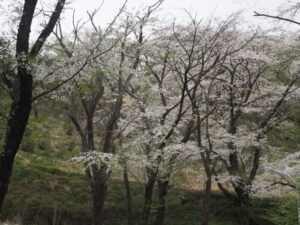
[60, 2, 164, 224]
[168, 13, 259, 225]
[202, 33, 300, 225]
[114, 14, 249, 225]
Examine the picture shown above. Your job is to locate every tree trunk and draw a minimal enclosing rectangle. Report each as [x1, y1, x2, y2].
[123, 169, 133, 225]
[235, 185, 250, 225]
[153, 180, 169, 225]
[202, 176, 212, 225]
[238, 201, 250, 225]
[91, 171, 108, 225]
[142, 174, 156, 225]
[297, 194, 300, 225]
[0, 0, 64, 211]
[0, 71, 32, 210]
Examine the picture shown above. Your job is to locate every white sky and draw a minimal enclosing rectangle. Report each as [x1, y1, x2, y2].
[60, 0, 297, 31]
[0, 0, 298, 39]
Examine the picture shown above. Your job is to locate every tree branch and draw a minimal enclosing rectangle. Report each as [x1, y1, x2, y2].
[30, 0, 66, 57]
[254, 11, 300, 26]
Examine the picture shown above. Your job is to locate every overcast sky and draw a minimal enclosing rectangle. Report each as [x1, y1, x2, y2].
[60, 0, 295, 31]
[0, 0, 298, 39]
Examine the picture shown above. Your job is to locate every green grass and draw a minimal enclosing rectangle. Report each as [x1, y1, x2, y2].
[0, 155, 297, 225]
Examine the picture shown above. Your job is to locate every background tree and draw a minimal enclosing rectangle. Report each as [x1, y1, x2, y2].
[65, 2, 163, 224]
[207, 34, 300, 225]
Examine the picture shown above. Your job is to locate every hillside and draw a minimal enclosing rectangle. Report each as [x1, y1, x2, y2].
[0, 111, 298, 225]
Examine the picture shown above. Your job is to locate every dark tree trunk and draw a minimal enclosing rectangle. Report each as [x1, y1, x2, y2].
[0, 0, 65, 211]
[153, 180, 169, 225]
[236, 186, 251, 225]
[0, 71, 32, 208]
[142, 174, 156, 225]
[91, 168, 108, 225]
[194, 111, 213, 225]
[71, 111, 108, 225]
[238, 201, 250, 225]
[123, 169, 133, 225]
[0, 0, 37, 210]
[92, 189, 106, 225]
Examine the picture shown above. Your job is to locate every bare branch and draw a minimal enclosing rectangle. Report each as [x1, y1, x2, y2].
[254, 11, 300, 26]
[30, 0, 66, 57]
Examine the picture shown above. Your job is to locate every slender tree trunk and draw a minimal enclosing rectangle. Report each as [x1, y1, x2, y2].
[142, 174, 156, 225]
[52, 205, 59, 225]
[297, 194, 300, 225]
[153, 180, 169, 225]
[123, 169, 133, 225]
[195, 111, 213, 225]
[70, 91, 110, 225]
[202, 175, 212, 225]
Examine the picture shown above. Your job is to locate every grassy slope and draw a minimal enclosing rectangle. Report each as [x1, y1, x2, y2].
[0, 149, 297, 225]
[0, 103, 299, 225]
